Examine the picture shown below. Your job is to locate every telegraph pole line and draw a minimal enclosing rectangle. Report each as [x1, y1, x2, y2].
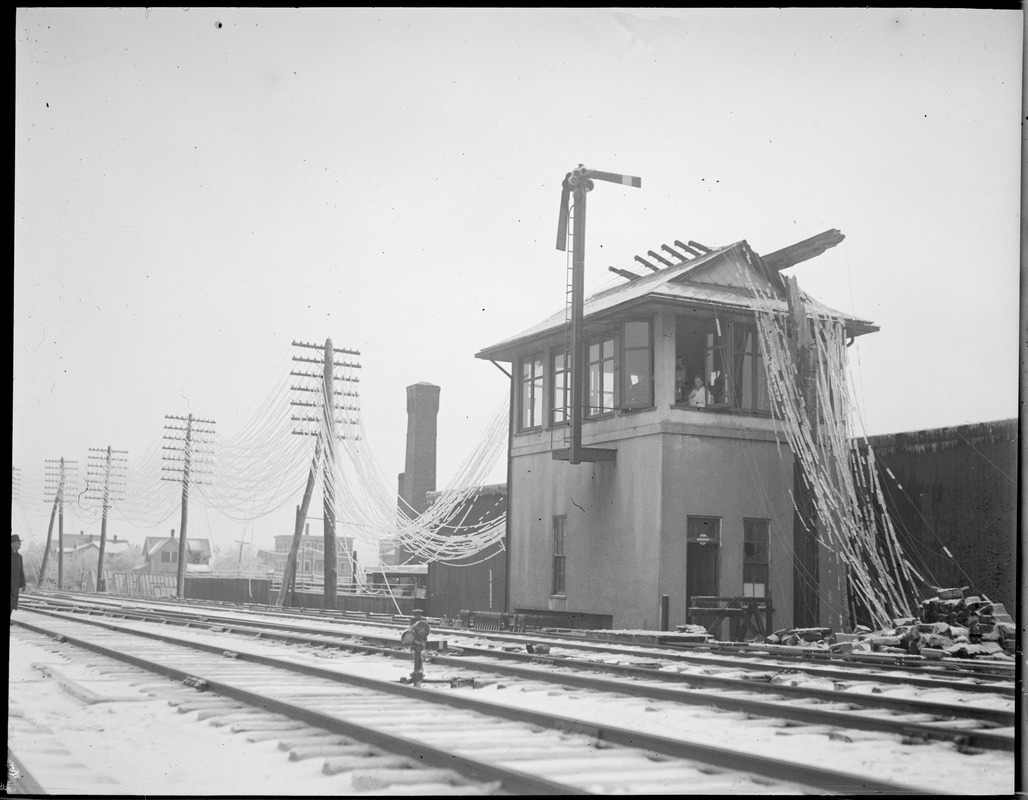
[286, 338, 361, 609]
[321, 338, 339, 607]
[276, 445, 321, 607]
[162, 413, 216, 599]
[42, 458, 77, 586]
[85, 447, 127, 593]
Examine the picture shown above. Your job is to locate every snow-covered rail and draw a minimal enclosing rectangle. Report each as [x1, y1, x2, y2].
[22, 593, 1015, 753]
[10, 598, 1015, 795]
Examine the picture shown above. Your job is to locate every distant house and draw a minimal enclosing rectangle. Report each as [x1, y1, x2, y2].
[143, 530, 211, 573]
[54, 531, 129, 559]
[256, 523, 355, 584]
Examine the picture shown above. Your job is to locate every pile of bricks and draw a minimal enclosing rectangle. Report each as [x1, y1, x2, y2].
[908, 586, 1016, 660]
[758, 587, 1015, 661]
[762, 627, 834, 648]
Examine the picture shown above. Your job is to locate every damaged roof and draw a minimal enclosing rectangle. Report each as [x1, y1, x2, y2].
[476, 235, 878, 362]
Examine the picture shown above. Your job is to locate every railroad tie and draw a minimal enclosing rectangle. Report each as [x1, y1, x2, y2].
[229, 719, 309, 733]
[349, 768, 465, 791]
[356, 783, 503, 796]
[289, 744, 375, 761]
[322, 754, 414, 775]
[276, 734, 354, 750]
[244, 727, 326, 743]
[198, 709, 263, 723]
[173, 700, 244, 714]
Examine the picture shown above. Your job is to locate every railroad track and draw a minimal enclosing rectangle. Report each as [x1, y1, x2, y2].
[20, 598, 1016, 753]
[31, 591, 1018, 692]
[24, 595, 1016, 743]
[11, 599, 1015, 794]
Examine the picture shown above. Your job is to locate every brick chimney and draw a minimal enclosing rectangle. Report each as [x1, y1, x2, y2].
[394, 382, 440, 564]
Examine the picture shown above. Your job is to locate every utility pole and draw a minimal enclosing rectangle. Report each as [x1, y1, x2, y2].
[85, 446, 127, 593]
[42, 458, 77, 586]
[287, 338, 361, 609]
[162, 414, 216, 599]
[785, 276, 821, 628]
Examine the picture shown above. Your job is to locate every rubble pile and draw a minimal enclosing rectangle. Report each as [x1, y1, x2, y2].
[760, 587, 1016, 661]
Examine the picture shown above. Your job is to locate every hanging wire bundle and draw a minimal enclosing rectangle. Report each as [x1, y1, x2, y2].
[14, 346, 509, 567]
[329, 395, 509, 564]
[745, 268, 922, 629]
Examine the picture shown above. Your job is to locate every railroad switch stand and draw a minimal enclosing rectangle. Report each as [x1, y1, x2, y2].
[399, 611, 431, 686]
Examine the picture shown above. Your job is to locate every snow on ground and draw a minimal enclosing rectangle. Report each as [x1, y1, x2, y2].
[8, 614, 1015, 796]
[8, 624, 365, 795]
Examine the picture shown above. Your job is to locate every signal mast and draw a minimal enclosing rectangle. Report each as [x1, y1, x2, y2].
[554, 165, 641, 465]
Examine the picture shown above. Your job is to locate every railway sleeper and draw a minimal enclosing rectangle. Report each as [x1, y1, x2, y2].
[322, 754, 416, 775]
[350, 767, 468, 791]
[288, 743, 374, 761]
[243, 726, 327, 743]
[360, 781, 502, 796]
[229, 719, 310, 733]
[277, 734, 356, 750]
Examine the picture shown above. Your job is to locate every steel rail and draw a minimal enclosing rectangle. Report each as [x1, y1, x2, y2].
[14, 616, 577, 796]
[429, 624, 1016, 681]
[22, 594, 1016, 747]
[25, 596, 1015, 724]
[27, 593, 1015, 696]
[442, 647, 1015, 725]
[19, 603, 1015, 754]
[6, 748, 48, 796]
[39, 590, 1016, 683]
[14, 612, 935, 795]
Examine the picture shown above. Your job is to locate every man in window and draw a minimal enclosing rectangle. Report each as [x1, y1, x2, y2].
[688, 375, 708, 407]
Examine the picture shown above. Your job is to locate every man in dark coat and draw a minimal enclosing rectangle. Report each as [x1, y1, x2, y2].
[11, 533, 26, 619]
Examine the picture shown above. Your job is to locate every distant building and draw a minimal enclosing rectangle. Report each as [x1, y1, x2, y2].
[143, 530, 212, 574]
[425, 483, 507, 619]
[53, 531, 130, 558]
[257, 523, 355, 584]
[382, 382, 440, 566]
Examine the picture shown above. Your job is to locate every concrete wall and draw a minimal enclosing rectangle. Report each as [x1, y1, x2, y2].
[508, 409, 805, 631]
[658, 421, 795, 634]
[508, 430, 664, 629]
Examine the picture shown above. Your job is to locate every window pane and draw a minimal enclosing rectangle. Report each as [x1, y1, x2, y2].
[552, 516, 567, 595]
[602, 360, 615, 410]
[623, 348, 652, 408]
[520, 354, 543, 429]
[551, 351, 568, 425]
[624, 320, 649, 348]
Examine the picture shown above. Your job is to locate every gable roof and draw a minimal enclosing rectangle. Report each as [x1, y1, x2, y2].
[143, 537, 212, 558]
[476, 237, 877, 362]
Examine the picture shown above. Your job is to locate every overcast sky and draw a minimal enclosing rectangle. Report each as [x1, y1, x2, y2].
[13, 8, 1022, 556]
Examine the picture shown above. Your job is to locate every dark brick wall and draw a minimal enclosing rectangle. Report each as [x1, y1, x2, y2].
[425, 488, 507, 618]
[860, 419, 1017, 609]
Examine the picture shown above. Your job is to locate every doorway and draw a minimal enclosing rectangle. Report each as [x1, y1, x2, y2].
[686, 515, 721, 608]
[687, 541, 720, 604]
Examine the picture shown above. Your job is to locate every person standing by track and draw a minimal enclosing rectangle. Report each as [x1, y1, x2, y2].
[10, 533, 26, 621]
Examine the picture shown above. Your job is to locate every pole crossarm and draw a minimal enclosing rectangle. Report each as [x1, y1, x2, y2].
[291, 339, 360, 356]
[289, 370, 360, 383]
[292, 356, 362, 369]
[165, 414, 217, 424]
[290, 401, 360, 411]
